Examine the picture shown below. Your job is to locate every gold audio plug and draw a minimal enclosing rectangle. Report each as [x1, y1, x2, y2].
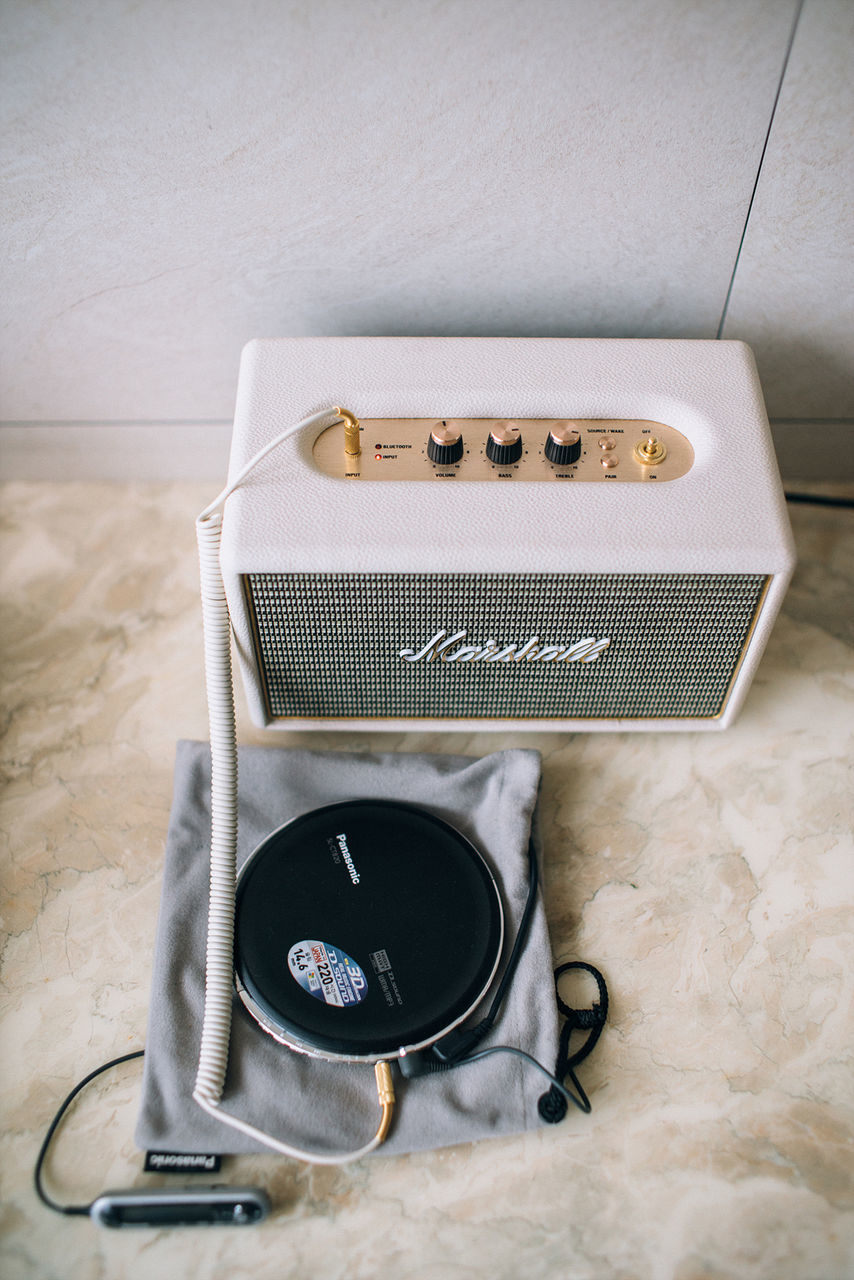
[335, 407, 361, 457]
[373, 1060, 396, 1145]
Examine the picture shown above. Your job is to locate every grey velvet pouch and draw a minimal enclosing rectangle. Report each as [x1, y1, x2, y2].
[135, 741, 559, 1157]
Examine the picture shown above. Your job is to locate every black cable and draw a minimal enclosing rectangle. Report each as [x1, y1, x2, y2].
[785, 492, 854, 509]
[461, 1045, 591, 1114]
[399, 1037, 592, 1113]
[431, 836, 539, 1064]
[483, 837, 540, 1026]
[400, 962, 607, 1118]
[34, 1049, 145, 1216]
[538, 962, 609, 1125]
[398, 836, 609, 1118]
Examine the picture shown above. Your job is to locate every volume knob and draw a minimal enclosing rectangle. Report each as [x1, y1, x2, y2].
[545, 422, 582, 466]
[486, 420, 523, 465]
[427, 421, 464, 465]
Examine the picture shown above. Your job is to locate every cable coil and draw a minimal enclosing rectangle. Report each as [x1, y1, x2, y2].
[193, 408, 400, 1164]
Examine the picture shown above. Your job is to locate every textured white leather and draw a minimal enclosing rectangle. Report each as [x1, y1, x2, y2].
[220, 338, 795, 731]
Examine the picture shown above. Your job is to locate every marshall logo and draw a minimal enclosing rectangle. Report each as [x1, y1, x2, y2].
[399, 629, 610, 665]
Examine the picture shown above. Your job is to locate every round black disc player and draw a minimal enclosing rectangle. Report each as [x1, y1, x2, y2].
[233, 800, 504, 1061]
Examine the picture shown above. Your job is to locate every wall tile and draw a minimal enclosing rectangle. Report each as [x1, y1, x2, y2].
[721, 0, 854, 418]
[1, 1, 796, 421]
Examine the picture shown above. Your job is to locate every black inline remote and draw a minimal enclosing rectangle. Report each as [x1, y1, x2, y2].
[89, 1186, 270, 1227]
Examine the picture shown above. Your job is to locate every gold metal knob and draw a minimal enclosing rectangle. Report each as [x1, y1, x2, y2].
[428, 421, 464, 464]
[544, 423, 581, 465]
[486, 420, 523, 464]
[633, 436, 667, 466]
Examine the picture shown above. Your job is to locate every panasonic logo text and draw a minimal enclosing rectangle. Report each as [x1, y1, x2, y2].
[336, 833, 361, 885]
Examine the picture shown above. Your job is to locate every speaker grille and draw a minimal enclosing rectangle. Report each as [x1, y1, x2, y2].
[244, 573, 769, 721]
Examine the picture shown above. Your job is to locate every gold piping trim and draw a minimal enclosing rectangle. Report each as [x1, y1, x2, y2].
[243, 574, 275, 724]
[710, 574, 772, 719]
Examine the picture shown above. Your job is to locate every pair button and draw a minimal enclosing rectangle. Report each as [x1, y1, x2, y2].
[598, 436, 618, 468]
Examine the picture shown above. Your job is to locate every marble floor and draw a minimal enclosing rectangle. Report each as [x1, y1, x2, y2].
[1, 481, 852, 1280]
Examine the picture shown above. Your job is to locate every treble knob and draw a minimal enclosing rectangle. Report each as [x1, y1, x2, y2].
[486, 420, 523, 465]
[427, 421, 464, 465]
[544, 422, 582, 466]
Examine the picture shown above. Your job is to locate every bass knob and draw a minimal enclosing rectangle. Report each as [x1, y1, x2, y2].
[486, 420, 523, 465]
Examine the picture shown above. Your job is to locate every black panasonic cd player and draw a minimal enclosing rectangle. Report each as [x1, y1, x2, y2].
[233, 800, 505, 1062]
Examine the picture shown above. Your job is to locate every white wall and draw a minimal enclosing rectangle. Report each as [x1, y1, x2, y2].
[720, 0, 854, 420]
[1, 0, 851, 472]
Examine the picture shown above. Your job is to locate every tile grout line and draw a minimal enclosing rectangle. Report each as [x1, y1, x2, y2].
[715, 0, 805, 341]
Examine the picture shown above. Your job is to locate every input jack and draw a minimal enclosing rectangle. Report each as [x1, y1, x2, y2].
[335, 406, 361, 457]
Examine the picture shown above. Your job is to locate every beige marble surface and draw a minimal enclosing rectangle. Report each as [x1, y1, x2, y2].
[1, 482, 853, 1280]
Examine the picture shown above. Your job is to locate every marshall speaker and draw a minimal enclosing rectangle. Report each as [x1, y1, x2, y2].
[220, 337, 795, 731]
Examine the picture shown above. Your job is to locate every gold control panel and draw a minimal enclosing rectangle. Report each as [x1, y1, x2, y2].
[313, 418, 694, 482]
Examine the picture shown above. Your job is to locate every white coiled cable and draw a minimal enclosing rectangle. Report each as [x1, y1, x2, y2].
[192, 407, 396, 1164]
[193, 504, 238, 1105]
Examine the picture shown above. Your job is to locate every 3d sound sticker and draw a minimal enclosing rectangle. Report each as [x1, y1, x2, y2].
[288, 941, 368, 1007]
